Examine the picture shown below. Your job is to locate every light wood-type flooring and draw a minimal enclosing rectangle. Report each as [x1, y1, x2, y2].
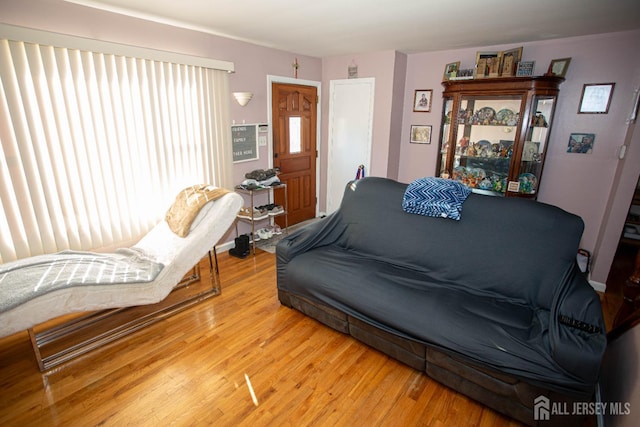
[0, 248, 622, 426]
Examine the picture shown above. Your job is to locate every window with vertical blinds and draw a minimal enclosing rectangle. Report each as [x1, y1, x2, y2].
[0, 35, 234, 263]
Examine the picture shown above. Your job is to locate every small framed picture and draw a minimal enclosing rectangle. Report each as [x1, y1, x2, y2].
[475, 51, 503, 78]
[443, 61, 460, 81]
[500, 47, 523, 77]
[522, 141, 540, 161]
[567, 133, 595, 154]
[547, 58, 572, 77]
[516, 61, 535, 77]
[457, 68, 475, 79]
[410, 125, 432, 144]
[578, 83, 615, 114]
[413, 90, 432, 112]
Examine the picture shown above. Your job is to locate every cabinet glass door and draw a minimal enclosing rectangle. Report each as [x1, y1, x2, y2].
[517, 96, 555, 195]
[452, 96, 521, 196]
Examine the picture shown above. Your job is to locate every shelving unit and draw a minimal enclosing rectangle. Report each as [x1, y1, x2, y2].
[235, 183, 288, 255]
[437, 76, 564, 198]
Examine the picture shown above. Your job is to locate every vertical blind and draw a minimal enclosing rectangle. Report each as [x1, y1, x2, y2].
[0, 38, 233, 263]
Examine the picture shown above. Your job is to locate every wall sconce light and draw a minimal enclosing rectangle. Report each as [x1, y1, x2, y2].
[233, 91, 253, 107]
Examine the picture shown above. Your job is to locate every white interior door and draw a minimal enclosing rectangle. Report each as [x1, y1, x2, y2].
[326, 78, 375, 214]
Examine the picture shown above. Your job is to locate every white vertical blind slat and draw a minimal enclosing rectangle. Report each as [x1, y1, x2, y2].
[0, 66, 26, 260]
[39, 45, 76, 251]
[6, 41, 48, 257]
[27, 44, 70, 253]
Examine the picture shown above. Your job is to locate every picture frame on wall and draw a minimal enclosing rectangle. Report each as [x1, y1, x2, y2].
[578, 83, 615, 114]
[567, 133, 595, 154]
[547, 57, 572, 77]
[410, 125, 432, 144]
[500, 47, 523, 77]
[413, 89, 433, 112]
[443, 61, 460, 81]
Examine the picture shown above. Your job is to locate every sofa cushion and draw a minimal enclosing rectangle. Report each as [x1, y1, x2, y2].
[335, 177, 584, 309]
[281, 246, 594, 395]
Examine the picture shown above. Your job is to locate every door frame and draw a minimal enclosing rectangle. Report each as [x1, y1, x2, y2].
[267, 75, 322, 218]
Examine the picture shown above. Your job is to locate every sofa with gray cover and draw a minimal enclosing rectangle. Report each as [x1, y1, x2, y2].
[276, 177, 606, 425]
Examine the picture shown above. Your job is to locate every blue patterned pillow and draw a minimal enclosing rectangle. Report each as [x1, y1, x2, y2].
[402, 177, 471, 220]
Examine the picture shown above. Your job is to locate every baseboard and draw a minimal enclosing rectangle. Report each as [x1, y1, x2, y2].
[216, 240, 234, 253]
[589, 280, 606, 293]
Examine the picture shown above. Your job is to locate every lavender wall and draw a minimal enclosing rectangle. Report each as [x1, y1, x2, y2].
[322, 51, 397, 175]
[2, 0, 639, 283]
[320, 51, 398, 211]
[400, 30, 640, 284]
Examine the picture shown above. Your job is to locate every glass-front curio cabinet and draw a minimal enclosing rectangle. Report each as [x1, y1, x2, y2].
[437, 76, 563, 198]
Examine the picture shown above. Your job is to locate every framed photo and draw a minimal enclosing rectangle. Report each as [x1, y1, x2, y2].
[410, 125, 432, 144]
[547, 58, 571, 77]
[522, 141, 540, 161]
[500, 47, 523, 77]
[413, 90, 432, 112]
[578, 83, 615, 114]
[443, 61, 460, 81]
[456, 68, 475, 79]
[516, 61, 535, 77]
[475, 51, 502, 78]
[567, 133, 595, 154]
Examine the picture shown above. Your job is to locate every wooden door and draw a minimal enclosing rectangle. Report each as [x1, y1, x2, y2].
[272, 82, 317, 227]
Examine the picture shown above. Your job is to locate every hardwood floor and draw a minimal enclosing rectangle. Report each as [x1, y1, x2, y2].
[602, 243, 640, 331]
[0, 250, 522, 426]
[0, 249, 624, 427]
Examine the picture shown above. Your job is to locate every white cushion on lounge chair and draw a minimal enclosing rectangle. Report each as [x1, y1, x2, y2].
[0, 190, 242, 338]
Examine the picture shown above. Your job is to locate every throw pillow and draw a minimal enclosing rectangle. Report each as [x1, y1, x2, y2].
[165, 185, 230, 237]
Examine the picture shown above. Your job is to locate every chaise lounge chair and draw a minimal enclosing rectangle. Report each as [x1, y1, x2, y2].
[0, 185, 242, 371]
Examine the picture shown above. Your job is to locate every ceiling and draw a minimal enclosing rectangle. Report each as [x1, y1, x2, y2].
[66, 0, 640, 58]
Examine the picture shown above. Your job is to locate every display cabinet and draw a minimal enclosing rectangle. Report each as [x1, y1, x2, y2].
[437, 76, 564, 198]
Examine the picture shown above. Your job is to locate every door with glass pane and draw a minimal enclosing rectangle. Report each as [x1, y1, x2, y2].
[271, 82, 317, 226]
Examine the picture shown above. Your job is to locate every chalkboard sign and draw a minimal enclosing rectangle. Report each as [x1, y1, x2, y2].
[232, 124, 258, 162]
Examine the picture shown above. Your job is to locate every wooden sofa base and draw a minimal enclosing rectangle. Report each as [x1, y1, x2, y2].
[29, 250, 221, 372]
[278, 289, 588, 427]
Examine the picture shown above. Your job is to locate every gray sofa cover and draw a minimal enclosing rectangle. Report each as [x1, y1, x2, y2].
[276, 177, 606, 426]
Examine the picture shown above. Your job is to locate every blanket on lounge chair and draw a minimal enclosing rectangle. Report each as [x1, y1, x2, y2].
[0, 248, 163, 313]
[165, 185, 231, 237]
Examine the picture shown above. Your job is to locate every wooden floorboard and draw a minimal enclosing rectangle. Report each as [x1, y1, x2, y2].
[0, 249, 615, 426]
